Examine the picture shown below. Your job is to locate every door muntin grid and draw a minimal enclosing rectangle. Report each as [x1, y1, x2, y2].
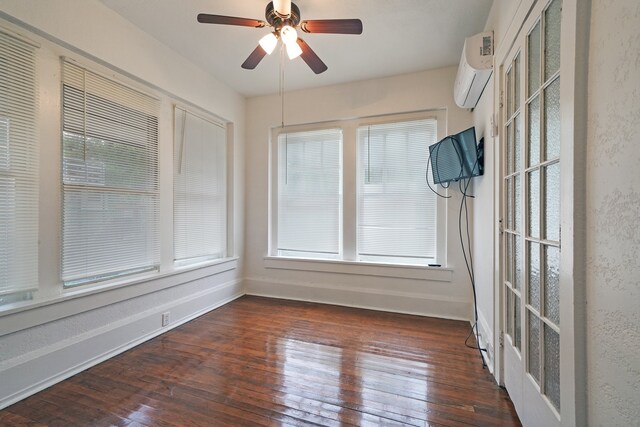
[503, 0, 562, 414]
[503, 52, 522, 352]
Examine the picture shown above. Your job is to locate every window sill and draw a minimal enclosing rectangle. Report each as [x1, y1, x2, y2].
[0, 257, 239, 333]
[62, 256, 238, 300]
[263, 256, 452, 282]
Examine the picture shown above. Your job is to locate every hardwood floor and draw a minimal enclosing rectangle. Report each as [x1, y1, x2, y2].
[1, 296, 521, 426]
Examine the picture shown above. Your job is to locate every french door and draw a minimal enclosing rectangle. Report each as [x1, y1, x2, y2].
[501, 0, 562, 425]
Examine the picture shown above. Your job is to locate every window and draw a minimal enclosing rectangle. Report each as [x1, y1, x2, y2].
[276, 129, 342, 259]
[357, 119, 438, 264]
[61, 60, 160, 287]
[174, 107, 227, 265]
[272, 113, 443, 266]
[0, 30, 39, 299]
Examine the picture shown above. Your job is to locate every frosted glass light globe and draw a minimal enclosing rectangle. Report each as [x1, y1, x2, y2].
[280, 25, 298, 46]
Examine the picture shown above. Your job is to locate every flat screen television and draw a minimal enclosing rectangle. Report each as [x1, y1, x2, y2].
[428, 127, 484, 185]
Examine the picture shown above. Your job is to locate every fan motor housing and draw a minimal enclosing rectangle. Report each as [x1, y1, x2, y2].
[265, 1, 301, 29]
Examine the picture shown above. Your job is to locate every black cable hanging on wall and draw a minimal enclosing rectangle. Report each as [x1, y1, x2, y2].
[458, 174, 487, 369]
[426, 138, 487, 368]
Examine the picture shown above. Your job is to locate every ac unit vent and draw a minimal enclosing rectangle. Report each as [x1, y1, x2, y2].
[482, 35, 493, 56]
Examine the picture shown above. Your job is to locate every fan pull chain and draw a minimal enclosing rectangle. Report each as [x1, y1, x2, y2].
[280, 43, 285, 128]
[284, 132, 288, 184]
[367, 126, 371, 184]
[280, 43, 287, 183]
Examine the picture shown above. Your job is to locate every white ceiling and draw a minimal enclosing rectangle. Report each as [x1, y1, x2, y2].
[100, 0, 493, 97]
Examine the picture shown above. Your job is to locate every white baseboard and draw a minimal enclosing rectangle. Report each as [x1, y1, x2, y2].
[244, 276, 471, 321]
[0, 279, 243, 410]
[474, 309, 495, 374]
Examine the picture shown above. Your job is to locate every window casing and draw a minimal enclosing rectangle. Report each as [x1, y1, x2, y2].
[0, 20, 238, 309]
[174, 106, 227, 265]
[61, 60, 160, 287]
[271, 112, 445, 266]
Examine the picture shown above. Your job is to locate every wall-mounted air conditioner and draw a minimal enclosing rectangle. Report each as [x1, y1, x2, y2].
[454, 31, 494, 109]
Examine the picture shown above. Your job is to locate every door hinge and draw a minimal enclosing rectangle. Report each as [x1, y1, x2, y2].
[499, 90, 504, 110]
[499, 331, 504, 348]
[499, 218, 504, 234]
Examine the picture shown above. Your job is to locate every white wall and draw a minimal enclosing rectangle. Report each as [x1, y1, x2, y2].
[244, 67, 476, 320]
[471, 0, 522, 373]
[0, 0, 245, 409]
[586, 0, 640, 425]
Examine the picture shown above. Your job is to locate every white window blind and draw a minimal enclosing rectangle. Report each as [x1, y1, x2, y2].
[357, 119, 438, 264]
[0, 30, 39, 298]
[277, 129, 342, 258]
[174, 107, 227, 264]
[61, 60, 160, 286]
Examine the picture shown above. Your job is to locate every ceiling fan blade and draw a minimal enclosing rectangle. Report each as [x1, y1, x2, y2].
[300, 19, 363, 35]
[241, 45, 268, 70]
[197, 14, 266, 28]
[297, 38, 328, 74]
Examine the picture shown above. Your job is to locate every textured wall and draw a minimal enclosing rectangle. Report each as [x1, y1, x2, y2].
[586, 0, 640, 424]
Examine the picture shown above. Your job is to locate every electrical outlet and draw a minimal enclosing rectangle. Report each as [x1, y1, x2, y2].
[162, 312, 170, 327]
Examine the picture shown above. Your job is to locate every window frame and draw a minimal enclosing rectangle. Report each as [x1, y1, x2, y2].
[173, 105, 228, 267]
[0, 20, 239, 314]
[356, 117, 441, 265]
[270, 110, 447, 267]
[60, 59, 161, 288]
[274, 127, 344, 260]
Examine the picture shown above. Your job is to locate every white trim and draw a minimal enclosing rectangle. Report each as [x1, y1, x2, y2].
[492, 36, 506, 389]
[172, 105, 228, 264]
[264, 256, 452, 282]
[225, 122, 236, 258]
[494, 0, 538, 62]
[269, 110, 449, 265]
[558, 0, 589, 425]
[244, 276, 470, 320]
[0, 25, 40, 48]
[0, 13, 234, 126]
[494, 0, 543, 393]
[0, 257, 238, 336]
[0, 280, 243, 410]
[61, 56, 161, 101]
[476, 309, 495, 374]
[173, 103, 227, 128]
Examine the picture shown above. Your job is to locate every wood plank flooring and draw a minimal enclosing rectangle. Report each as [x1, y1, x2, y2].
[0, 296, 521, 426]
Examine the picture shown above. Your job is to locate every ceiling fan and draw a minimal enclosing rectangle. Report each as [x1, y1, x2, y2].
[197, 0, 363, 74]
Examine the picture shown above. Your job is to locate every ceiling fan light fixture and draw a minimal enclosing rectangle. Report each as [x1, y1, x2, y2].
[197, 1, 362, 73]
[280, 25, 298, 46]
[259, 32, 278, 55]
[286, 41, 303, 59]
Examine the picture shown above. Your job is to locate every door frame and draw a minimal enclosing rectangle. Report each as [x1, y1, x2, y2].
[491, 0, 589, 425]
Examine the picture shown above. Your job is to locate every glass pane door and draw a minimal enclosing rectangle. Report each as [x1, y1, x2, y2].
[525, 0, 562, 411]
[503, 51, 522, 353]
[502, 0, 562, 421]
